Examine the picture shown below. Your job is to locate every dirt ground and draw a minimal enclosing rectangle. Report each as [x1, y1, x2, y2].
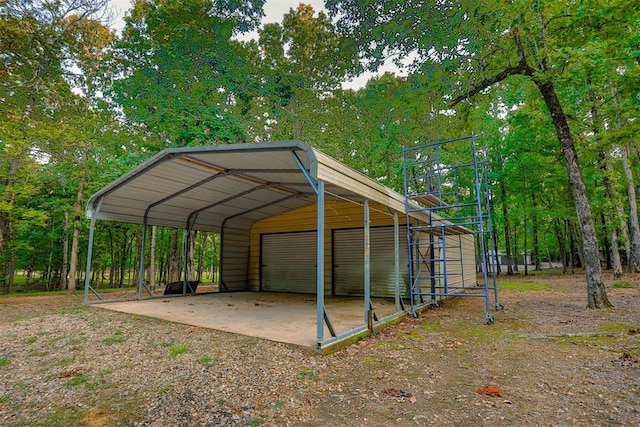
[0, 270, 639, 426]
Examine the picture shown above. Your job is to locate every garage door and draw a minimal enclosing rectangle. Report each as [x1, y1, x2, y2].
[333, 226, 409, 297]
[261, 231, 317, 293]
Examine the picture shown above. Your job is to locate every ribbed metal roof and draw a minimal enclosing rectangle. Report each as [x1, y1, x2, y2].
[86, 141, 428, 232]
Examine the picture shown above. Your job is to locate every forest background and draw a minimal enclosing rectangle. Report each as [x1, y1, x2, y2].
[0, 0, 638, 308]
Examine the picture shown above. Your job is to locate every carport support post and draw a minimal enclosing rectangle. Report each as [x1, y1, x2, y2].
[316, 180, 325, 343]
[83, 198, 102, 303]
[394, 211, 400, 311]
[364, 199, 371, 326]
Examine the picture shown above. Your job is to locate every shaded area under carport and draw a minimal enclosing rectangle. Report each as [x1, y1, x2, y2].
[96, 292, 400, 350]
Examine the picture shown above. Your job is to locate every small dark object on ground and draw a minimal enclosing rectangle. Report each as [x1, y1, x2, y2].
[164, 281, 199, 295]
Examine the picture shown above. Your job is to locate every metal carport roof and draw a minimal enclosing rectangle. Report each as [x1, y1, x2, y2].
[86, 140, 433, 230]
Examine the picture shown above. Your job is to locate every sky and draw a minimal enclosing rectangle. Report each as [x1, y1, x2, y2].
[107, 0, 394, 89]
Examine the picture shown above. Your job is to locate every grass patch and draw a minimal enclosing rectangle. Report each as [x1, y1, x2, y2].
[499, 282, 548, 291]
[0, 395, 9, 404]
[362, 356, 377, 365]
[248, 417, 266, 426]
[612, 281, 636, 289]
[167, 343, 189, 358]
[158, 382, 173, 393]
[399, 331, 424, 341]
[601, 322, 637, 332]
[65, 374, 105, 390]
[0, 357, 10, 366]
[58, 357, 74, 368]
[553, 333, 615, 348]
[102, 329, 126, 345]
[197, 355, 214, 365]
[65, 374, 90, 388]
[297, 369, 318, 380]
[55, 306, 87, 315]
[23, 336, 38, 344]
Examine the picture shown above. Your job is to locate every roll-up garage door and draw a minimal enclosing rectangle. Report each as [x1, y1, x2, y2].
[261, 231, 317, 293]
[333, 226, 409, 297]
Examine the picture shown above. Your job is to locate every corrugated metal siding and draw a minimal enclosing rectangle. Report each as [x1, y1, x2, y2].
[261, 231, 317, 293]
[461, 234, 477, 287]
[220, 226, 250, 291]
[412, 233, 477, 293]
[248, 199, 404, 292]
[333, 226, 409, 298]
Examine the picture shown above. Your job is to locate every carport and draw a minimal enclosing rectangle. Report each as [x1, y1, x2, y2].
[84, 141, 465, 352]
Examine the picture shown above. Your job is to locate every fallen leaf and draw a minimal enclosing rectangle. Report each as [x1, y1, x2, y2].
[58, 370, 80, 379]
[476, 386, 501, 397]
[383, 388, 412, 398]
[628, 329, 639, 335]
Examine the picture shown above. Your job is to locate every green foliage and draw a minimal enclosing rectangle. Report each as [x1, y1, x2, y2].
[0, 357, 10, 366]
[362, 356, 377, 365]
[612, 281, 635, 289]
[499, 282, 549, 291]
[197, 355, 214, 365]
[167, 343, 189, 358]
[296, 369, 318, 380]
[157, 382, 173, 393]
[248, 417, 266, 426]
[102, 330, 126, 344]
[111, 0, 264, 147]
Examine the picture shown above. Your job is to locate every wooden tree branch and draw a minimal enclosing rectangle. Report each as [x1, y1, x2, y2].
[449, 62, 530, 106]
[450, 28, 535, 107]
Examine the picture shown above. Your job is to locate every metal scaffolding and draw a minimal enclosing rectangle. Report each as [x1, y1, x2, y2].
[402, 134, 503, 323]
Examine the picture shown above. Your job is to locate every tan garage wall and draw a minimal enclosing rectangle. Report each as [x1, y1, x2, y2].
[248, 197, 477, 295]
[248, 198, 405, 292]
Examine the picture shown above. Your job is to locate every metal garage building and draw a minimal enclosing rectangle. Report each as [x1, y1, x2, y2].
[84, 141, 476, 352]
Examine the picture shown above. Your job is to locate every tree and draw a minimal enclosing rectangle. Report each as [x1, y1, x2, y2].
[111, 0, 266, 148]
[251, 3, 359, 141]
[326, 0, 638, 308]
[0, 0, 111, 292]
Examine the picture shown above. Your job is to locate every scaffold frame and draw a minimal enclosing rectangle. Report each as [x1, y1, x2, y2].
[402, 134, 503, 323]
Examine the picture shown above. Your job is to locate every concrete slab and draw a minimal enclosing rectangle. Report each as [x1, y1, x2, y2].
[97, 292, 399, 350]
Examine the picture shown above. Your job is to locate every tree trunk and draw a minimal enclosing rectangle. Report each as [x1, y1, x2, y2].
[187, 230, 196, 281]
[532, 193, 540, 271]
[67, 148, 89, 294]
[535, 80, 611, 308]
[108, 227, 115, 286]
[602, 158, 623, 278]
[148, 225, 157, 290]
[524, 209, 528, 276]
[197, 231, 205, 282]
[600, 213, 611, 270]
[2, 159, 21, 294]
[168, 229, 180, 283]
[512, 223, 519, 272]
[119, 228, 129, 286]
[554, 220, 567, 274]
[615, 201, 632, 272]
[61, 212, 69, 290]
[500, 180, 514, 275]
[621, 145, 640, 272]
